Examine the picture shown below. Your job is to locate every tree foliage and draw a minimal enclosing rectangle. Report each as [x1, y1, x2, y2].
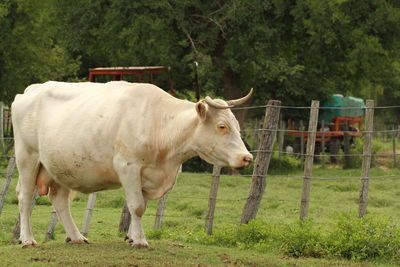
[1, 0, 400, 122]
[0, 0, 80, 104]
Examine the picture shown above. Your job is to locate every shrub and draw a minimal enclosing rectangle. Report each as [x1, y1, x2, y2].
[269, 155, 301, 174]
[182, 156, 213, 173]
[190, 215, 400, 261]
[241, 154, 301, 175]
[36, 196, 52, 206]
[351, 138, 392, 168]
[326, 214, 400, 260]
[147, 228, 166, 240]
[280, 219, 325, 258]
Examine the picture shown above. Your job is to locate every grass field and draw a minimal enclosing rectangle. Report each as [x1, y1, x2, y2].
[1, 165, 400, 266]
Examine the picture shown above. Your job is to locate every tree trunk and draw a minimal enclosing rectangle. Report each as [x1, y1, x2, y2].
[211, 36, 249, 129]
[222, 68, 249, 128]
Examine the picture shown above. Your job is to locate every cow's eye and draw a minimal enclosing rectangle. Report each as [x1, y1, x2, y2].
[218, 124, 226, 129]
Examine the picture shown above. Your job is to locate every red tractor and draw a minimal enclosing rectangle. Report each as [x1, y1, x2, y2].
[88, 66, 175, 95]
[287, 95, 365, 163]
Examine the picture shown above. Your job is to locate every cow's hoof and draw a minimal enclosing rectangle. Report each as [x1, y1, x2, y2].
[65, 236, 89, 244]
[21, 240, 37, 248]
[130, 240, 150, 249]
[131, 243, 150, 249]
[124, 235, 129, 242]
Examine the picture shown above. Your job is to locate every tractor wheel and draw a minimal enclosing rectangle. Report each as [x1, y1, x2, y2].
[329, 138, 341, 164]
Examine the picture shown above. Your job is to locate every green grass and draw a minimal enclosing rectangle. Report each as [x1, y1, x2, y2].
[2, 166, 400, 266]
[0, 239, 373, 267]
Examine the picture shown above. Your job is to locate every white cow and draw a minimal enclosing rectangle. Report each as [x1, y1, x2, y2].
[12, 81, 253, 248]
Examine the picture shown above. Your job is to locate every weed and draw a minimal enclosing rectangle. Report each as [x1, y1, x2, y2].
[36, 196, 52, 206]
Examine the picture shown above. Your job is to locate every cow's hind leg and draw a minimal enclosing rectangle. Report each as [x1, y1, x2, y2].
[15, 150, 39, 248]
[49, 184, 88, 244]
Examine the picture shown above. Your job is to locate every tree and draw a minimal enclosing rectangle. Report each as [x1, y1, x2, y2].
[2, 0, 400, 124]
[0, 0, 80, 104]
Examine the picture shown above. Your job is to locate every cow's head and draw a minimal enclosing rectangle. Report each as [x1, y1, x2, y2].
[192, 89, 253, 169]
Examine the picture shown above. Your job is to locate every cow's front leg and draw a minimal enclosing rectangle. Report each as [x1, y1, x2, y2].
[114, 158, 148, 248]
[125, 198, 148, 248]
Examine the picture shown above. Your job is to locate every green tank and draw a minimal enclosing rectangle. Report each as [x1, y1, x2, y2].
[319, 94, 365, 123]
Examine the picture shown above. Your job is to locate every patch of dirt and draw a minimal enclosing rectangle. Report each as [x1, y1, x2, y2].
[168, 243, 192, 249]
[31, 257, 52, 263]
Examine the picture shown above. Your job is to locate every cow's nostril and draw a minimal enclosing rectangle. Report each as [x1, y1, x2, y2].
[242, 155, 253, 167]
[243, 155, 253, 162]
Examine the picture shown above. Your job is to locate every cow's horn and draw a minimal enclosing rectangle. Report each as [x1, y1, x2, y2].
[226, 88, 254, 107]
[204, 96, 234, 109]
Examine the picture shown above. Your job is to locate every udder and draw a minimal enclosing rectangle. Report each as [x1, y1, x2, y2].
[36, 164, 57, 195]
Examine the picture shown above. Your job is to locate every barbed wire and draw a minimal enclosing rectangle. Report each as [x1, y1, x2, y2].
[1, 168, 400, 183]
[233, 104, 400, 111]
[248, 148, 400, 158]
[242, 128, 399, 135]
[1, 194, 398, 220]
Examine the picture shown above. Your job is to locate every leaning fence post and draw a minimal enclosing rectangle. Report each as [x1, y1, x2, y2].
[321, 120, 326, 168]
[299, 100, 319, 220]
[343, 122, 352, 169]
[0, 102, 4, 154]
[154, 194, 168, 229]
[119, 201, 131, 233]
[81, 192, 97, 237]
[0, 156, 16, 216]
[358, 100, 374, 218]
[300, 120, 305, 169]
[44, 209, 58, 242]
[392, 125, 397, 168]
[205, 165, 221, 234]
[278, 120, 285, 159]
[241, 100, 281, 224]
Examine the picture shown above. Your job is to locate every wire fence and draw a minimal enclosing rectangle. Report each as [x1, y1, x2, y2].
[2, 101, 400, 241]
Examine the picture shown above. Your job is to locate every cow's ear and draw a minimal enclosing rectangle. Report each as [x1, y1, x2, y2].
[195, 101, 208, 120]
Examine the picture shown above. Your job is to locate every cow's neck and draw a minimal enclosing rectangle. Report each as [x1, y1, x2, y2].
[140, 103, 200, 199]
[157, 102, 199, 166]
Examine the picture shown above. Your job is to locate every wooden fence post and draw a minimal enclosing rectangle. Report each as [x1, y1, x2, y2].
[119, 201, 131, 233]
[44, 209, 58, 242]
[358, 100, 374, 218]
[0, 156, 16, 216]
[278, 120, 285, 159]
[392, 125, 397, 168]
[0, 102, 4, 154]
[300, 120, 305, 169]
[154, 194, 168, 229]
[299, 100, 319, 220]
[241, 100, 281, 224]
[321, 120, 326, 168]
[205, 165, 221, 234]
[343, 122, 352, 169]
[81, 192, 97, 237]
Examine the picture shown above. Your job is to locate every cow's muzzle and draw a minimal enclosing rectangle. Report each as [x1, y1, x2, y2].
[242, 154, 253, 168]
[233, 154, 253, 169]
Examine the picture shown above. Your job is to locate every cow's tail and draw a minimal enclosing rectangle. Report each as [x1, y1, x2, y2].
[69, 191, 77, 202]
[15, 181, 20, 196]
